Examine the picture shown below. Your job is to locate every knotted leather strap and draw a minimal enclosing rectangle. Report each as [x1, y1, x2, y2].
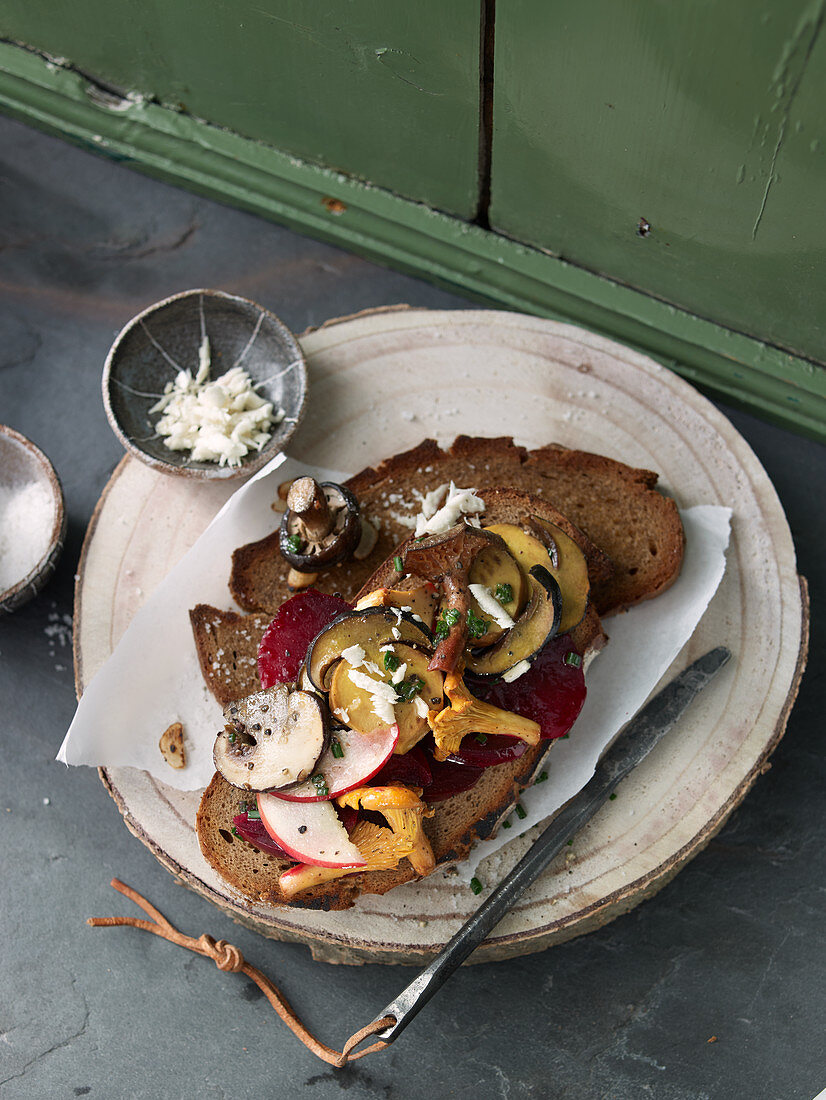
[88, 879, 393, 1067]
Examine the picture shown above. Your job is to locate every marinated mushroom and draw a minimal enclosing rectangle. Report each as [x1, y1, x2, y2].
[402, 523, 508, 674]
[465, 564, 562, 679]
[214, 686, 329, 790]
[428, 667, 541, 761]
[279, 477, 362, 573]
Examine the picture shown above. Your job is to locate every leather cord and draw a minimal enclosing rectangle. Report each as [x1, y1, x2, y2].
[88, 878, 393, 1067]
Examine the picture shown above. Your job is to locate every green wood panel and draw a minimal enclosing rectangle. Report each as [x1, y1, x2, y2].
[2, 41, 825, 444]
[0, 1, 480, 217]
[490, 0, 826, 365]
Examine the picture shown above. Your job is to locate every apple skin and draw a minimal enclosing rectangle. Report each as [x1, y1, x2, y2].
[271, 724, 399, 803]
[257, 793, 365, 868]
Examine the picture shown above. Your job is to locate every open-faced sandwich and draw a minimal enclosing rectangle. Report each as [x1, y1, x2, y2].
[190, 436, 684, 910]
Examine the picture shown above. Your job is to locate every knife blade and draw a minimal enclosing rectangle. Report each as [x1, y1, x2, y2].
[363, 645, 731, 1050]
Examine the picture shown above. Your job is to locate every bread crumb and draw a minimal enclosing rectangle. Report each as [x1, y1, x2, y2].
[159, 722, 186, 769]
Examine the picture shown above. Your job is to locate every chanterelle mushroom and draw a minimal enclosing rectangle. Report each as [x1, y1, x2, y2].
[214, 686, 328, 790]
[279, 477, 362, 574]
[428, 666, 541, 762]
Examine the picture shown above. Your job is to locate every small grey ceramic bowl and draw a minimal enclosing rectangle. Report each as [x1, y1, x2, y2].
[0, 426, 67, 614]
[102, 289, 307, 479]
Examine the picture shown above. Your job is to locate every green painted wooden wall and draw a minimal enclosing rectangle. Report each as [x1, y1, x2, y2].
[491, 0, 826, 365]
[2, 0, 826, 436]
[0, 1, 481, 217]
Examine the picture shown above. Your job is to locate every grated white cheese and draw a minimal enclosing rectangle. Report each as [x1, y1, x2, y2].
[413, 482, 486, 538]
[391, 627, 401, 641]
[413, 695, 429, 719]
[468, 584, 516, 629]
[149, 336, 283, 467]
[347, 669, 397, 726]
[501, 659, 532, 683]
[390, 662, 407, 685]
[341, 643, 366, 667]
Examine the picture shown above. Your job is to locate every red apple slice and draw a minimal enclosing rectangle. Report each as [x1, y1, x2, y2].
[272, 724, 399, 803]
[257, 793, 365, 868]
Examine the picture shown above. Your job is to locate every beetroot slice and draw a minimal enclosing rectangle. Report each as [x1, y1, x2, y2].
[373, 744, 433, 788]
[478, 635, 586, 740]
[258, 590, 351, 687]
[232, 813, 290, 857]
[447, 734, 530, 768]
[422, 758, 484, 803]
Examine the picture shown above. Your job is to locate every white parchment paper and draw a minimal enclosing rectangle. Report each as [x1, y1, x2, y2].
[59, 458, 731, 872]
[58, 453, 345, 789]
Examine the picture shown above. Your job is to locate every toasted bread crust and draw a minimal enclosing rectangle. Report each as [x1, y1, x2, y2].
[229, 436, 682, 618]
[194, 436, 683, 910]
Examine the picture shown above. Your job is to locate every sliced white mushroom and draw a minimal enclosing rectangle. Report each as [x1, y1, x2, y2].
[214, 686, 328, 790]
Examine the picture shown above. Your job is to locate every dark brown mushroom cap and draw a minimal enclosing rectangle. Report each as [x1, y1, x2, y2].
[279, 480, 361, 572]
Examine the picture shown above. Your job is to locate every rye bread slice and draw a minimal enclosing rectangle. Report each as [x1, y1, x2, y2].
[193, 487, 611, 908]
[192, 484, 611, 709]
[229, 436, 683, 618]
[197, 741, 551, 911]
[189, 606, 271, 708]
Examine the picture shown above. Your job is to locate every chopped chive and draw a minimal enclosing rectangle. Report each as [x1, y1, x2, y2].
[515, 803, 527, 820]
[384, 652, 400, 673]
[227, 730, 237, 744]
[246, 807, 261, 820]
[312, 774, 329, 796]
[466, 607, 489, 639]
[435, 607, 462, 640]
[231, 826, 241, 838]
[285, 533, 302, 554]
[535, 771, 548, 783]
[395, 675, 424, 702]
[494, 582, 513, 604]
[502, 819, 512, 829]
[330, 738, 344, 759]
[567, 839, 574, 846]
[393, 555, 404, 573]
[475, 733, 488, 745]
[470, 877, 483, 895]
[609, 792, 617, 801]
[564, 651, 582, 668]
[562, 733, 570, 739]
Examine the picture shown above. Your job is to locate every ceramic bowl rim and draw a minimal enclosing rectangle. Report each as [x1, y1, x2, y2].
[101, 288, 308, 481]
[0, 425, 67, 611]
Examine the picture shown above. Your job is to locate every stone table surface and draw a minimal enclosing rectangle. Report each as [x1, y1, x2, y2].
[0, 114, 823, 1100]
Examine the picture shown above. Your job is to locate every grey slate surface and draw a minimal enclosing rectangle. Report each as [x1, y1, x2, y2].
[0, 113, 823, 1100]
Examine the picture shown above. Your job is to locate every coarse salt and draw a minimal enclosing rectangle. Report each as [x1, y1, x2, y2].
[0, 480, 55, 591]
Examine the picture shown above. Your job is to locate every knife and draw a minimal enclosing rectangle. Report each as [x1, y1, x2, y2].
[361, 645, 732, 1051]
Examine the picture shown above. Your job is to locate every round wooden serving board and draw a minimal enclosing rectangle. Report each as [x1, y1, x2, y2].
[75, 308, 807, 965]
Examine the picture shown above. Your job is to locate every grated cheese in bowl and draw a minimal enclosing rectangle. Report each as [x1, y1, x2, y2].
[149, 337, 284, 467]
